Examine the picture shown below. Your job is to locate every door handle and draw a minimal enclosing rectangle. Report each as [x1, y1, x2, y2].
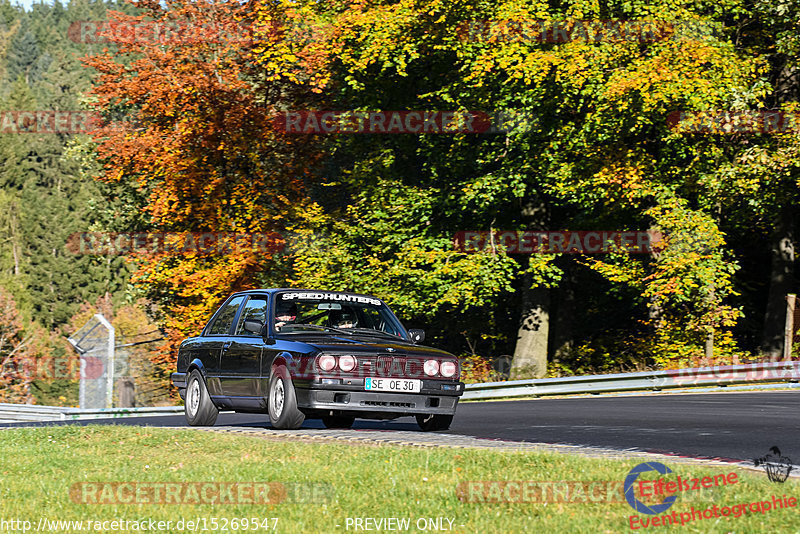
[222, 341, 233, 351]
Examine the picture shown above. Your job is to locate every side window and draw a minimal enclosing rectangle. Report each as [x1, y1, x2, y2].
[235, 296, 269, 336]
[207, 296, 245, 336]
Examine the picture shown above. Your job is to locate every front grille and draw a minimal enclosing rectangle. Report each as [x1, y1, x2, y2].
[354, 354, 426, 378]
[357, 356, 376, 374]
[376, 356, 407, 377]
[376, 356, 393, 374]
[361, 400, 415, 408]
[405, 359, 423, 376]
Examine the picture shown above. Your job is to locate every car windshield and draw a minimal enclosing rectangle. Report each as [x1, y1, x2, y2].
[273, 291, 404, 338]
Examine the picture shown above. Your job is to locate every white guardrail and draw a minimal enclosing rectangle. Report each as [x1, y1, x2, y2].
[461, 361, 800, 400]
[0, 404, 183, 423]
[1, 361, 798, 421]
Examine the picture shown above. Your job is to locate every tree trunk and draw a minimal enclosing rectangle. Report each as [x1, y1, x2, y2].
[704, 331, 713, 365]
[762, 58, 798, 360]
[510, 273, 550, 379]
[509, 193, 551, 379]
[762, 206, 795, 360]
[550, 264, 575, 362]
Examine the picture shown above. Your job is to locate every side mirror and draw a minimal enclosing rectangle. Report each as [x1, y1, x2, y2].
[243, 319, 264, 335]
[408, 329, 425, 344]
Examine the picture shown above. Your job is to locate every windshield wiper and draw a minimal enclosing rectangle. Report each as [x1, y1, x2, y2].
[281, 324, 402, 339]
[335, 327, 402, 339]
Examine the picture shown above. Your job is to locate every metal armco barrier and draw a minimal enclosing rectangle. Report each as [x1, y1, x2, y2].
[461, 361, 800, 400]
[2, 361, 798, 421]
[0, 404, 182, 423]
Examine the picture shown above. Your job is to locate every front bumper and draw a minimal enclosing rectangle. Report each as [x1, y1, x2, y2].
[171, 372, 187, 400]
[296, 379, 464, 417]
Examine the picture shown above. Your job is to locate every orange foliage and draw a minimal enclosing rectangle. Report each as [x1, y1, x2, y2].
[459, 354, 500, 384]
[82, 0, 326, 343]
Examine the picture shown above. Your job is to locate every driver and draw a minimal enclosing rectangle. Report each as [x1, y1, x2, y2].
[274, 302, 298, 331]
[328, 309, 356, 329]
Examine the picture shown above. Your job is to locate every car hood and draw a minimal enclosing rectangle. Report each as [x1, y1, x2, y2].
[275, 333, 455, 358]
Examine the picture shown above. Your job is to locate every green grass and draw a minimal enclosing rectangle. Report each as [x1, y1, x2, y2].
[0, 426, 797, 533]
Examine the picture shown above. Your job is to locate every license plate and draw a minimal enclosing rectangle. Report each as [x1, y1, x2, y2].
[365, 377, 421, 393]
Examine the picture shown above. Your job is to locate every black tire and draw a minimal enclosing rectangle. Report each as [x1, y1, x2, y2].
[322, 415, 355, 429]
[416, 414, 453, 431]
[268, 366, 305, 429]
[184, 369, 218, 426]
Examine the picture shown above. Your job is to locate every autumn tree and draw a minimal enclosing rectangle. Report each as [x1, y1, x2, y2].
[82, 0, 324, 348]
[0, 288, 34, 403]
[269, 0, 762, 375]
[80, 0, 800, 380]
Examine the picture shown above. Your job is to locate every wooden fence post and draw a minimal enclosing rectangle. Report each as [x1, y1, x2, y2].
[784, 294, 797, 362]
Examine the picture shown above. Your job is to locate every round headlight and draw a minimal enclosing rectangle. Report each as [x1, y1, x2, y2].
[423, 359, 440, 377]
[440, 361, 457, 377]
[338, 355, 357, 372]
[318, 355, 336, 372]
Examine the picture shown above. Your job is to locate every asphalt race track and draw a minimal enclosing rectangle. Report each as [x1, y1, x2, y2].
[3, 391, 797, 463]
